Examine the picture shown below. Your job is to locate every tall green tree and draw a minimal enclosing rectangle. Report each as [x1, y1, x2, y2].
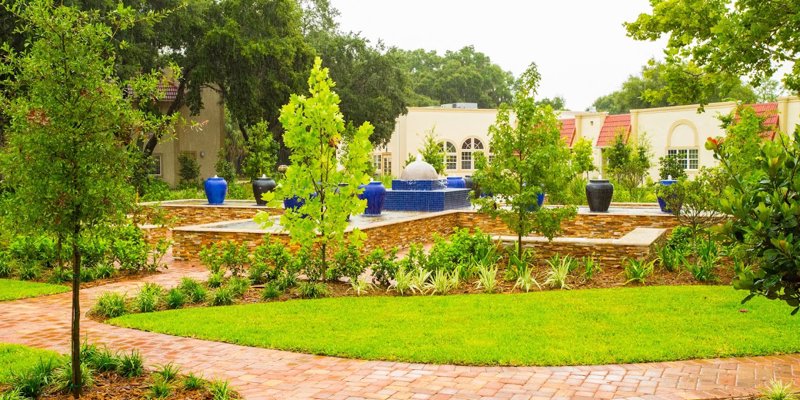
[626, 0, 800, 96]
[571, 137, 596, 179]
[605, 133, 652, 201]
[593, 60, 757, 114]
[261, 58, 372, 278]
[419, 128, 444, 175]
[242, 121, 278, 180]
[473, 63, 577, 258]
[394, 46, 515, 108]
[0, 1, 172, 396]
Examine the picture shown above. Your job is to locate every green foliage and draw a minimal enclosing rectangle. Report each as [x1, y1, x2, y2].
[147, 377, 171, 399]
[660, 168, 728, 236]
[426, 269, 459, 295]
[592, 59, 757, 114]
[210, 380, 233, 400]
[117, 350, 144, 378]
[154, 362, 180, 383]
[658, 155, 687, 180]
[329, 242, 365, 282]
[10, 358, 57, 399]
[200, 241, 250, 276]
[624, 259, 655, 285]
[625, 2, 799, 94]
[183, 373, 204, 391]
[513, 266, 540, 293]
[134, 289, 161, 313]
[17, 262, 41, 281]
[111, 225, 151, 273]
[178, 278, 207, 304]
[571, 137, 596, 178]
[582, 256, 602, 281]
[83, 346, 119, 373]
[211, 287, 235, 306]
[297, 281, 329, 299]
[758, 380, 798, 400]
[214, 146, 237, 184]
[242, 121, 278, 180]
[656, 244, 685, 273]
[393, 46, 514, 109]
[93, 292, 128, 319]
[606, 133, 652, 201]
[365, 248, 398, 287]
[348, 277, 374, 296]
[473, 63, 577, 255]
[504, 244, 534, 281]
[226, 276, 251, 298]
[475, 264, 498, 294]
[261, 282, 282, 300]
[53, 359, 93, 394]
[544, 254, 575, 289]
[709, 121, 800, 311]
[390, 266, 415, 295]
[0, 389, 23, 400]
[178, 153, 201, 188]
[269, 58, 372, 274]
[419, 128, 445, 174]
[164, 288, 186, 310]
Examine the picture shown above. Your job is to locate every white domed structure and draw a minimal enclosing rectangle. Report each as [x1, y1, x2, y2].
[400, 160, 439, 181]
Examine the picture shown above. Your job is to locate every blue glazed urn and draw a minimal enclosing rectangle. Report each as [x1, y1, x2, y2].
[657, 177, 677, 213]
[537, 192, 545, 207]
[204, 176, 227, 205]
[446, 176, 466, 189]
[359, 181, 387, 216]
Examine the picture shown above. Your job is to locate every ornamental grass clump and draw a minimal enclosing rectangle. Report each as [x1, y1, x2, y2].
[624, 258, 655, 285]
[93, 292, 127, 318]
[475, 264, 498, 294]
[544, 254, 576, 289]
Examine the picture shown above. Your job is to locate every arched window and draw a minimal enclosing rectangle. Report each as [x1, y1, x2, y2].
[461, 138, 485, 170]
[441, 141, 457, 170]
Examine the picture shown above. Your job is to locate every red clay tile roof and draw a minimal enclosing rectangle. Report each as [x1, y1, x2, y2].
[596, 114, 631, 147]
[559, 119, 576, 147]
[745, 102, 779, 140]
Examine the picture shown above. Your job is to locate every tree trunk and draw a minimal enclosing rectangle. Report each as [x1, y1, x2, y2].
[70, 226, 81, 398]
[517, 232, 523, 261]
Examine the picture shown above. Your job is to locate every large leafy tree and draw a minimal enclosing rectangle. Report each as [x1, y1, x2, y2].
[262, 58, 372, 278]
[0, 0, 171, 395]
[473, 63, 577, 258]
[593, 60, 757, 114]
[394, 46, 515, 108]
[625, 0, 800, 96]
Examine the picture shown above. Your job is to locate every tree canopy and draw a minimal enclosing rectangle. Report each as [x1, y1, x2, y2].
[393, 46, 515, 108]
[625, 0, 799, 96]
[593, 60, 757, 114]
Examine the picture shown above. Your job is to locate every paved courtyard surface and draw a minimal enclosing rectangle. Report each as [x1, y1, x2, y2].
[2, 256, 799, 400]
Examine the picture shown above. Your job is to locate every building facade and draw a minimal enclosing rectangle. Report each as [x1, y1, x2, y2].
[376, 97, 800, 180]
[150, 86, 226, 187]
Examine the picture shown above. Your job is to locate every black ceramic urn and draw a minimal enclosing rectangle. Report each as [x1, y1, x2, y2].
[586, 179, 613, 212]
[252, 175, 277, 206]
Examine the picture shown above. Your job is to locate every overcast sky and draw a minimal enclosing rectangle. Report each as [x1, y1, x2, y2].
[329, 0, 668, 111]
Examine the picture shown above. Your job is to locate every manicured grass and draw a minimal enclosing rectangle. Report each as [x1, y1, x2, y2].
[0, 279, 69, 301]
[111, 286, 800, 366]
[0, 344, 61, 384]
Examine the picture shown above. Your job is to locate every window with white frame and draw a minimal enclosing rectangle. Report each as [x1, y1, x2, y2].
[373, 154, 382, 172]
[461, 138, 485, 170]
[382, 155, 392, 176]
[441, 141, 457, 170]
[667, 148, 699, 170]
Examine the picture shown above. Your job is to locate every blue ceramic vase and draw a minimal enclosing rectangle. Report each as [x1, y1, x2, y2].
[446, 176, 466, 189]
[359, 182, 387, 216]
[657, 178, 677, 213]
[204, 176, 227, 205]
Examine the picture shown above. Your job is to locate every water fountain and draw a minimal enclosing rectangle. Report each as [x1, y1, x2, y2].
[383, 160, 471, 212]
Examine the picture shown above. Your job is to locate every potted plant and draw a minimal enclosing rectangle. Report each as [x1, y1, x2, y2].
[243, 121, 278, 206]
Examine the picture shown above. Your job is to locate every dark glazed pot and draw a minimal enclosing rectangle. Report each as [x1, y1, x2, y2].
[446, 176, 466, 189]
[204, 176, 227, 205]
[657, 179, 677, 213]
[586, 179, 613, 212]
[358, 181, 387, 216]
[463, 175, 473, 190]
[252, 175, 277, 206]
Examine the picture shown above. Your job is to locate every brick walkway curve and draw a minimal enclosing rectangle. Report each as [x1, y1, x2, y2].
[2, 258, 799, 400]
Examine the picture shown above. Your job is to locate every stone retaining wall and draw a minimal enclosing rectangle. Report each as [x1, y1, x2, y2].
[141, 200, 283, 227]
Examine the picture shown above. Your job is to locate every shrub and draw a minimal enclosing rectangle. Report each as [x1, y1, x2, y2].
[426, 269, 458, 295]
[261, 282, 282, 300]
[398, 243, 426, 273]
[164, 288, 186, 310]
[199, 243, 225, 274]
[544, 254, 576, 289]
[390, 266, 414, 295]
[17, 262, 42, 281]
[183, 373, 205, 391]
[0, 252, 12, 278]
[655, 244, 685, 272]
[220, 241, 250, 277]
[154, 362, 180, 383]
[513, 266, 540, 293]
[134, 290, 159, 313]
[247, 262, 270, 285]
[297, 282, 329, 299]
[148, 377, 171, 399]
[84, 346, 120, 372]
[78, 235, 110, 269]
[329, 242, 365, 282]
[117, 350, 144, 377]
[48, 266, 73, 284]
[475, 264, 498, 294]
[53, 359, 93, 394]
[79, 266, 97, 282]
[111, 227, 149, 273]
[251, 240, 294, 281]
[758, 380, 798, 400]
[624, 259, 655, 284]
[582, 256, 602, 281]
[93, 292, 127, 318]
[178, 153, 200, 188]
[348, 277, 373, 296]
[207, 271, 224, 288]
[210, 380, 233, 400]
[178, 278, 206, 303]
[366, 248, 398, 287]
[504, 244, 534, 281]
[227, 276, 250, 298]
[9, 235, 57, 269]
[276, 271, 297, 291]
[693, 238, 720, 282]
[94, 263, 116, 279]
[410, 267, 431, 295]
[11, 358, 57, 399]
[211, 287, 235, 306]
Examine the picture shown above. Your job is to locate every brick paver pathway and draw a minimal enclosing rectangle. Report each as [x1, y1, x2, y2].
[2, 258, 799, 400]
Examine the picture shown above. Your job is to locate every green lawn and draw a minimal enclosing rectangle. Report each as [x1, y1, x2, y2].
[0, 344, 61, 384]
[110, 286, 800, 366]
[0, 279, 68, 301]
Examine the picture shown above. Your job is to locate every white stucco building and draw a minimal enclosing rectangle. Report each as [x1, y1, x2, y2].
[374, 97, 800, 180]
